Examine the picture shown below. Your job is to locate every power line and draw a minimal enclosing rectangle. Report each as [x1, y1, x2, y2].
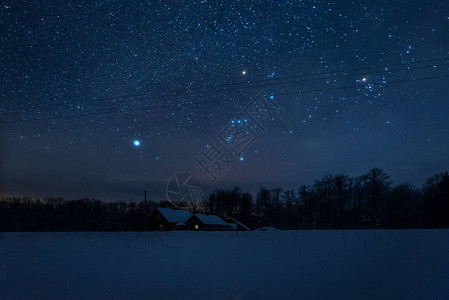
[1, 56, 447, 117]
[1, 72, 448, 125]
[276, 73, 449, 97]
[171, 57, 449, 93]
[1, 59, 447, 123]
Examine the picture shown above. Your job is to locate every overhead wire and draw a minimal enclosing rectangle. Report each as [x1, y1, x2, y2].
[1, 56, 447, 118]
[0, 65, 448, 125]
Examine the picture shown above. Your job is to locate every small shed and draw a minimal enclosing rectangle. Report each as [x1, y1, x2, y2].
[186, 214, 232, 231]
[148, 208, 192, 231]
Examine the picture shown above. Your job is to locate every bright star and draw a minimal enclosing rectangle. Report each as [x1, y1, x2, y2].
[133, 140, 141, 147]
[362, 77, 367, 82]
[240, 157, 244, 161]
[242, 70, 247, 75]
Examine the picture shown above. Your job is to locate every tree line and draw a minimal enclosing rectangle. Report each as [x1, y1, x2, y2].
[0, 198, 154, 231]
[1, 168, 448, 231]
[202, 168, 449, 229]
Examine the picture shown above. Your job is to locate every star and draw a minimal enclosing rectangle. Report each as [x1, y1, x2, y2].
[241, 70, 247, 75]
[133, 140, 141, 147]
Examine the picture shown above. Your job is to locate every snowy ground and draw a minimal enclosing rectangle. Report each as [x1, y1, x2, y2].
[1, 230, 448, 300]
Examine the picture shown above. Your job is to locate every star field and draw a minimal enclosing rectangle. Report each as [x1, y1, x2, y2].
[0, 0, 448, 200]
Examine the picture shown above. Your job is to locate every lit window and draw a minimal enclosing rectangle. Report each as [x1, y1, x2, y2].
[195, 225, 199, 230]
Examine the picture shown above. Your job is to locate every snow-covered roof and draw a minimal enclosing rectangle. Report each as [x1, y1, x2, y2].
[157, 208, 192, 223]
[228, 223, 238, 230]
[194, 214, 229, 226]
[224, 216, 250, 231]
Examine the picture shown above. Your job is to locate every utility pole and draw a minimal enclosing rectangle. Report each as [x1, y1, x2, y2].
[144, 191, 147, 231]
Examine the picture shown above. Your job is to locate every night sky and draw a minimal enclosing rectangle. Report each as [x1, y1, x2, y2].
[1, 0, 448, 201]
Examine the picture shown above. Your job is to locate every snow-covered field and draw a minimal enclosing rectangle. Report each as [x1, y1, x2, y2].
[1, 230, 448, 300]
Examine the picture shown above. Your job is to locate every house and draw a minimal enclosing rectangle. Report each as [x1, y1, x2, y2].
[223, 216, 251, 231]
[147, 207, 192, 231]
[185, 214, 233, 231]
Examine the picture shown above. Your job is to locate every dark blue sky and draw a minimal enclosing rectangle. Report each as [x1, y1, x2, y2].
[1, 0, 448, 201]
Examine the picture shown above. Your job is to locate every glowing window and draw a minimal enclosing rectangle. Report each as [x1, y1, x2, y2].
[195, 225, 199, 230]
